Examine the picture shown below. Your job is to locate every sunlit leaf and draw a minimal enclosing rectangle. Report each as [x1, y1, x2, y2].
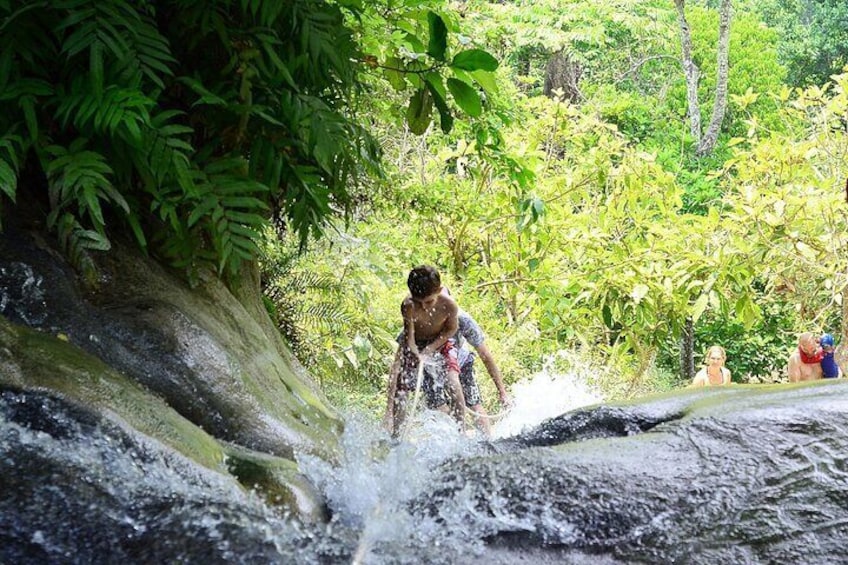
[451, 48, 498, 72]
[447, 78, 481, 117]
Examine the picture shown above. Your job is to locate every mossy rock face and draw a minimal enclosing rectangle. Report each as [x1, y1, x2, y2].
[0, 227, 341, 460]
[0, 315, 328, 522]
[223, 443, 329, 520]
[0, 316, 225, 470]
[0, 227, 343, 522]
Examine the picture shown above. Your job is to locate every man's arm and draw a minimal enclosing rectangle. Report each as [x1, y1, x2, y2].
[788, 353, 801, 383]
[383, 348, 402, 433]
[401, 299, 418, 353]
[476, 343, 511, 405]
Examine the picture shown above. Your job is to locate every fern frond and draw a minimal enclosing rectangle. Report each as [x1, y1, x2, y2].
[0, 131, 24, 204]
[45, 140, 127, 235]
[53, 211, 107, 283]
[298, 302, 351, 331]
[56, 79, 154, 143]
[55, 0, 175, 91]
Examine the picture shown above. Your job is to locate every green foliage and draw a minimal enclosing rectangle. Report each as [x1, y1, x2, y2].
[1, 0, 501, 279]
[657, 284, 798, 380]
[592, 85, 657, 141]
[260, 228, 402, 394]
[260, 240, 350, 355]
[349, 2, 499, 134]
[665, 6, 786, 138]
[0, 0, 376, 277]
[754, 0, 848, 87]
[463, 0, 678, 96]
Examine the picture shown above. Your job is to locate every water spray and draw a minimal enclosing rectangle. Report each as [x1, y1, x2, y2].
[400, 356, 426, 440]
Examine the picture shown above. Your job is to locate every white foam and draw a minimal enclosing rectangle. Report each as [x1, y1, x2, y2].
[493, 351, 604, 439]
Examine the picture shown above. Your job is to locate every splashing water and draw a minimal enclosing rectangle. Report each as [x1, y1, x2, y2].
[493, 351, 604, 439]
[298, 410, 494, 564]
[293, 351, 608, 562]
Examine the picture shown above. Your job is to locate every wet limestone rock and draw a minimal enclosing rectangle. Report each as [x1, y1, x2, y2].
[414, 382, 848, 563]
[0, 226, 340, 519]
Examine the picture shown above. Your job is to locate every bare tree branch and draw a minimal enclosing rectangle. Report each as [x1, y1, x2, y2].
[615, 54, 678, 84]
[674, 0, 702, 143]
[696, 0, 733, 156]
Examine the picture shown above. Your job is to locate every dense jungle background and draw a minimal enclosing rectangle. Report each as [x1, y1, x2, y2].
[2, 0, 848, 418]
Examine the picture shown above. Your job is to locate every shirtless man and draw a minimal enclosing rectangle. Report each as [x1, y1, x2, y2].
[388, 265, 466, 433]
[787, 332, 824, 382]
[385, 306, 512, 438]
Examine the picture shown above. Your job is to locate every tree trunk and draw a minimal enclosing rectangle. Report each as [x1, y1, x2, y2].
[836, 280, 848, 373]
[680, 316, 695, 381]
[696, 0, 733, 156]
[674, 0, 702, 143]
[544, 50, 582, 102]
[674, 0, 734, 156]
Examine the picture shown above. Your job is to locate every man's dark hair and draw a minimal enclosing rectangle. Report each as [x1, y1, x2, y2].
[407, 265, 441, 299]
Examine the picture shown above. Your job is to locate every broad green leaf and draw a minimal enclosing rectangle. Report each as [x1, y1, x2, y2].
[427, 12, 448, 61]
[451, 48, 498, 72]
[126, 213, 147, 249]
[90, 39, 103, 98]
[0, 158, 17, 201]
[343, 347, 358, 369]
[424, 72, 447, 100]
[383, 57, 407, 91]
[19, 96, 38, 141]
[447, 78, 481, 117]
[78, 229, 111, 251]
[424, 74, 453, 133]
[188, 196, 218, 227]
[470, 69, 498, 94]
[691, 293, 709, 323]
[406, 88, 432, 135]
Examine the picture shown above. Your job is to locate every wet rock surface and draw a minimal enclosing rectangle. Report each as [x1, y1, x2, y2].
[3, 368, 848, 563]
[0, 388, 325, 564]
[0, 227, 340, 459]
[414, 382, 848, 563]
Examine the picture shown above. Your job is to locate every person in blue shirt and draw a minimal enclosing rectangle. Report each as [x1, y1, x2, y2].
[820, 333, 841, 379]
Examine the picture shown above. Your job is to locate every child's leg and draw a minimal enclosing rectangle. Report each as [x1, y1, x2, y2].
[459, 359, 489, 435]
[383, 348, 403, 434]
[469, 403, 492, 436]
[392, 344, 423, 437]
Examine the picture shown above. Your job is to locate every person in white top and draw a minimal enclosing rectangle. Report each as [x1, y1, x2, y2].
[691, 345, 732, 386]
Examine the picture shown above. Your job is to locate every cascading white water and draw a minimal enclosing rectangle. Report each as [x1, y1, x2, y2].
[493, 351, 604, 439]
[296, 354, 605, 563]
[298, 411, 484, 564]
